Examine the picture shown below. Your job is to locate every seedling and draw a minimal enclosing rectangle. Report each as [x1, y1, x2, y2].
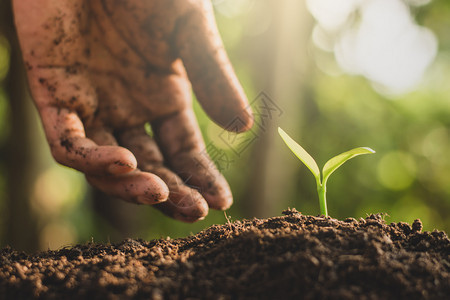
[278, 127, 375, 217]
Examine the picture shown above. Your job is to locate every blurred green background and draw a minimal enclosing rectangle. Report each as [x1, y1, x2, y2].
[1, 0, 449, 252]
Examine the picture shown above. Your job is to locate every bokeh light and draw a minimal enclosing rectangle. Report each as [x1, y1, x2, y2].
[377, 151, 417, 191]
[31, 165, 86, 216]
[308, 0, 437, 95]
[306, 0, 360, 31]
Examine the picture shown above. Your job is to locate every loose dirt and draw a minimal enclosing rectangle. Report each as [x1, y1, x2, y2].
[1, 209, 449, 299]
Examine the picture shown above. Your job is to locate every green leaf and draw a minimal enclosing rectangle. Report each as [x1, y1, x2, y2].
[278, 127, 320, 182]
[322, 147, 375, 185]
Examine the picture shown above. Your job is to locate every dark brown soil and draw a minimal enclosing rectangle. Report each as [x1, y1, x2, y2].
[1, 209, 449, 299]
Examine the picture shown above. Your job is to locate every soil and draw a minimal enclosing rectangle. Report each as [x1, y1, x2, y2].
[1, 209, 449, 299]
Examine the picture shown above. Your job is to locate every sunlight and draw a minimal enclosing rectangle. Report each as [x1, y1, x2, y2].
[306, 0, 361, 31]
[212, 0, 255, 18]
[308, 0, 437, 95]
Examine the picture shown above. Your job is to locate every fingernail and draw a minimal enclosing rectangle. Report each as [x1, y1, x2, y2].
[137, 195, 167, 205]
[108, 161, 134, 175]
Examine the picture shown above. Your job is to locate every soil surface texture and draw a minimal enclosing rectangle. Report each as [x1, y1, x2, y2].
[1, 209, 449, 299]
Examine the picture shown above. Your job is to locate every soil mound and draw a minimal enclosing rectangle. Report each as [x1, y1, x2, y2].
[1, 209, 449, 299]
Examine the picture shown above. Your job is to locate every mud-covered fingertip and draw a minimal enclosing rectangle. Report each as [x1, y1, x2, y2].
[130, 173, 170, 205]
[236, 109, 254, 133]
[175, 213, 206, 223]
[136, 193, 168, 205]
[210, 200, 233, 211]
[177, 198, 209, 223]
[155, 194, 209, 223]
[216, 107, 254, 134]
[147, 174, 170, 202]
[203, 189, 233, 211]
[107, 160, 136, 175]
[106, 147, 138, 175]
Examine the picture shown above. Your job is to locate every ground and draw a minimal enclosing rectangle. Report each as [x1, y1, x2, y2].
[1, 209, 449, 299]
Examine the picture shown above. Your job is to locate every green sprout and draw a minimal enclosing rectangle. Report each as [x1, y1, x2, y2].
[278, 127, 375, 217]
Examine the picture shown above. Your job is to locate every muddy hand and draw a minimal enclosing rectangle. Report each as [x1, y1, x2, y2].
[13, 0, 253, 222]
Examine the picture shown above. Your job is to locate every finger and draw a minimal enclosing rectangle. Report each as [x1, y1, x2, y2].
[86, 171, 169, 205]
[152, 109, 233, 210]
[175, 0, 253, 132]
[152, 167, 209, 223]
[84, 125, 169, 204]
[85, 126, 118, 147]
[40, 106, 137, 176]
[118, 126, 208, 222]
[168, 151, 233, 210]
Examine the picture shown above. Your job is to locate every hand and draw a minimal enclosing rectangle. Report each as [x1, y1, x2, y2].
[13, 0, 253, 222]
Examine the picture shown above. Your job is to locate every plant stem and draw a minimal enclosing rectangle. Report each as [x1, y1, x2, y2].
[317, 184, 328, 217]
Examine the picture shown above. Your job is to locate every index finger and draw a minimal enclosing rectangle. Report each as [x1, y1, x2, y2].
[40, 106, 137, 176]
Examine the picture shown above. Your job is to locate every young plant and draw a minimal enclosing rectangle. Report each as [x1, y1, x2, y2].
[278, 127, 375, 217]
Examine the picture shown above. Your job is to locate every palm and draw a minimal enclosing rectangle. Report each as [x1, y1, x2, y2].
[86, 0, 191, 129]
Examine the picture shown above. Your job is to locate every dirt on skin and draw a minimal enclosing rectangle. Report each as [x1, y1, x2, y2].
[1, 209, 449, 299]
